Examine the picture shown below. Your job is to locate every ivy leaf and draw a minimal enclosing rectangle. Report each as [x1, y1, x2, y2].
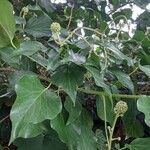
[29, 53, 48, 68]
[0, 0, 16, 48]
[80, 109, 93, 129]
[102, 42, 134, 66]
[96, 96, 115, 125]
[137, 96, 150, 127]
[51, 113, 68, 143]
[13, 41, 47, 56]
[51, 112, 97, 150]
[25, 15, 51, 38]
[139, 65, 150, 77]
[64, 97, 82, 125]
[133, 30, 145, 42]
[77, 127, 97, 150]
[10, 75, 62, 143]
[127, 138, 150, 150]
[86, 51, 101, 68]
[8, 71, 35, 90]
[125, 120, 144, 138]
[86, 65, 111, 94]
[52, 63, 85, 104]
[38, 0, 56, 13]
[96, 129, 106, 150]
[51, 113, 79, 149]
[123, 101, 144, 138]
[10, 122, 48, 145]
[75, 39, 90, 49]
[67, 50, 86, 65]
[112, 9, 132, 21]
[14, 131, 67, 150]
[47, 50, 61, 71]
[112, 70, 134, 93]
[0, 47, 19, 68]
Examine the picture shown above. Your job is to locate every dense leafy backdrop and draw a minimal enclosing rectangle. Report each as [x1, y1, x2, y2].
[0, 0, 150, 149]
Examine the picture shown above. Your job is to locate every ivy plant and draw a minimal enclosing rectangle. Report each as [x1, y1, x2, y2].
[0, 0, 150, 149]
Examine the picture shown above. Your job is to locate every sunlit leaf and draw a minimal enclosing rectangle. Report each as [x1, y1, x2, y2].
[10, 75, 62, 143]
[0, 0, 16, 48]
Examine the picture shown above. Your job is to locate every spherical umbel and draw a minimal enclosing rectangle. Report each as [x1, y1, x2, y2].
[114, 101, 128, 116]
[50, 22, 61, 33]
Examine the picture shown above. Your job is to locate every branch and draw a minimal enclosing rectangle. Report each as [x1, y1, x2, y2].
[78, 88, 146, 99]
[67, 4, 74, 30]
[0, 67, 15, 72]
[0, 67, 50, 83]
[0, 115, 9, 124]
[0, 68, 148, 99]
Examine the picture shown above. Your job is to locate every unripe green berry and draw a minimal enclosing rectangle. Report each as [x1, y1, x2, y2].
[50, 22, 61, 33]
[114, 101, 128, 116]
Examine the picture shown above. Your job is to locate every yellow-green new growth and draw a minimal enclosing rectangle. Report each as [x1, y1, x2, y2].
[114, 101, 128, 116]
[50, 22, 61, 33]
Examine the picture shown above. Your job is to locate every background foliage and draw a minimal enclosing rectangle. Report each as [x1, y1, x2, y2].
[0, 0, 150, 149]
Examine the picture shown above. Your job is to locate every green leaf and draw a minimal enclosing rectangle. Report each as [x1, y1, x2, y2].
[112, 9, 132, 21]
[13, 41, 47, 56]
[78, 118, 97, 149]
[86, 65, 111, 94]
[80, 109, 93, 129]
[111, 0, 119, 6]
[47, 50, 61, 71]
[112, 70, 134, 93]
[52, 63, 85, 104]
[127, 138, 150, 150]
[9, 121, 49, 145]
[137, 96, 150, 127]
[125, 120, 144, 138]
[96, 129, 106, 150]
[133, 30, 145, 42]
[67, 50, 86, 65]
[77, 127, 97, 150]
[29, 53, 48, 68]
[123, 101, 144, 138]
[51, 113, 79, 149]
[102, 42, 134, 66]
[96, 96, 115, 125]
[8, 71, 34, 91]
[15, 16, 26, 25]
[86, 51, 101, 68]
[10, 75, 62, 143]
[51, 112, 97, 150]
[64, 97, 82, 125]
[15, 131, 67, 150]
[0, 47, 19, 67]
[0, 0, 16, 48]
[139, 65, 150, 77]
[25, 15, 51, 38]
[75, 39, 91, 49]
[51, 113, 69, 143]
[142, 38, 150, 48]
[38, 0, 56, 13]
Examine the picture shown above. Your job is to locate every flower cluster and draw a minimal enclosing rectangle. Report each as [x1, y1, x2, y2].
[114, 101, 128, 116]
[50, 22, 61, 33]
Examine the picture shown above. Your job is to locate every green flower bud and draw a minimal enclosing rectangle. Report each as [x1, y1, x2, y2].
[50, 22, 61, 33]
[114, 101, 128, 116]
[22, 7, 29, 15]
